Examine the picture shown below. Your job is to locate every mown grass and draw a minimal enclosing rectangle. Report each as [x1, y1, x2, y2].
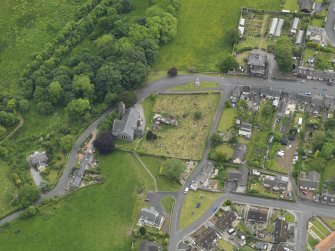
[215, 144, 234, 159]
[218, 108, 237, 132]
[282, 0, 299, 11]
[322, 159, 335, 181]
[311, 218, 332, 237]
[139, 93, 220, 160]
[321, 217, 335, 230]
[168, 82, 219, 91]
[161, 196, 175, 213]
[139, 155, 180, 192]
[179, 191, 221, 229]
[0, 151, 147, 251]
[284, 212, 295, 223]
[155, 0, 280, 72]
[218, 238, 235, 250]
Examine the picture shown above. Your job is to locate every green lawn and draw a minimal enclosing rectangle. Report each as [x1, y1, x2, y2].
[215, 144, 234, 159]
[0, 162, 18, 218]
[321, 217, 335, 230]
[311, 218, 332, 237]
[308, 234, 320, 249]
[0, 151, 148, 251]
[218, 108, 237, 132]
[155, 0, 280, 72]
[311, 18, 324, 27]
[282, 0, 299, 11]
[139, 155, 180, 191]
[249, 180, 278, 199]
[310, 225, 326, 239]
[284, 212, 296, 223]
[322, 159, 335, 181]
[218, 239, 235, 250]
[269, 159, 287, 173]
[161, 196, 175, 213]
[179, 191, 221, 229]
[168, 82, 219, 91]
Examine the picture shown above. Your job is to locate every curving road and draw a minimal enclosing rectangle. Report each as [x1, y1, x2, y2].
[1, 74, 335, 250]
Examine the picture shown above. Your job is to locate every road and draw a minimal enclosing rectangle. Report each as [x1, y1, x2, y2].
[1, 73, 335, 249]
[326, 0, 335, 46]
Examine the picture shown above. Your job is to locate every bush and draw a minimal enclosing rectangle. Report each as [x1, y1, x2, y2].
[93, 131, 115, 154]
[20, 206, 38, 219]
[146, 130, 157, 141]
[235, 47, 253, 53]
[167, 67, 178, 77]
[193, 111, 202, 120]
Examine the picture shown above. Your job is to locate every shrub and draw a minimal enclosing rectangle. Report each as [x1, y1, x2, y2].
[20, 206, 39, 219]
[167, 67, 178, 77]
[193, 111, 202, 120]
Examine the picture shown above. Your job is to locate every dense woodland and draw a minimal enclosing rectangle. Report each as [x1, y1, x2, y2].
[0, 0, 179, 209]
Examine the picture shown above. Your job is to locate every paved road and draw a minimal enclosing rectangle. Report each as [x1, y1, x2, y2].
[326, 0, 335, 46]
[1, 73, 335, 248]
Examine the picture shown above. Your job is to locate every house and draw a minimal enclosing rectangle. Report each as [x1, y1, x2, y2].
[232, 144, 247, 164]
[228, 167, 249, 186]
[247, 53, 267, 78]
[309, 97, 324, 115]
[138, 207, 165, 229]
[247, 207, 269, 223]
[320, 193, 335, 205]
[215, 211, 237, 231]
[264, 175, 289, 191]
[306, 26, 328, 46]
[140, 241, 163, 251]
[274, 219, 289, 242]
[300, 171, 320, 191]
[195, 228, 218, 251]
[112, 102, 145, 141]
[69, 153, 94, 189]
[28, 151, 48, 172]
[238, 122, 252, 139]
[315, 231, 335, 251]
[300, 0, 314, 13]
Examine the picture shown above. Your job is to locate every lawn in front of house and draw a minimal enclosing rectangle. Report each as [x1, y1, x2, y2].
[218, 108, 237, 132]
[179, 191, 221, 229]
[282, 0, 299, 11]
[139, 155, 180, 192]
[155, 0, 280, 72]
[168, 82, 219, 91]
[139, 93, 220, 160]
[215, 144, 235, 159]
[0, 151, 149, 251]
[284, 212, 296, 223]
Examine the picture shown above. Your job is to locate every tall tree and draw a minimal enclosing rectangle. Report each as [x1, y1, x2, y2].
[274, 36, 293, 73]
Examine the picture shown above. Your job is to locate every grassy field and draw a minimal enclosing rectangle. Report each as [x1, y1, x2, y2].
[0, 151, 150, 251]
[139, 155, 180, 191]
[269, 159, 287, 173]
[308, 234, 320, 249]
[0, 162, 18, 218]
[0, 0, 81, 93]
[139, 94, 220, 160]
[218, 108, 237, 132]
[282, 0, 299, 11]
[179, 191, 221, 229]
[155, 0, 281, 72]
[168, 82, 219, 91]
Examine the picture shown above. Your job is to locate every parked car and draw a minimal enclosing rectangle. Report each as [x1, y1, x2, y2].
[327, 82, 333, 86]
[183, 187, 189, 194]
[305, 92, 312, 95]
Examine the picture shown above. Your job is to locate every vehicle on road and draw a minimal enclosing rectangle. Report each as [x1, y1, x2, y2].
[305, 92, 312, 95]
[328, 82, 333, 86]
[184, 187, 189, 194]
[211, 206, 218, 212]
[300, 79, 305, 83]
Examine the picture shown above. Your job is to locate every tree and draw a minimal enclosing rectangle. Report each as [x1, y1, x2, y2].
[14, 185, 39, 209]
[161, 158, 185, 181]
[274, 36, 293, 72]
[66, 98, 90, 117]
[225, 28, 240, 45]
[160, 12, 177, 43]
[312, 130, 325, 151]
[36, 101, 54, 115]
[139, 226, 146, 236]
[20, 206, 38, 219]
[72, 74, 94, 100]
[167, 67, 177, 77]
[18, 99, 30, 113]
[224, 100, 231, 108]
[211, 133, 223, 147]
[0, 126, 6, 140]
[146, 130, 158, 141]
[95, 62, 123, 97]
[321, 142, 334, 160]
[193, 111, 202, 120]
[60, 135, 75, 152]
[0, 111, 18, 127]
[220, 54, 237, 73]
[93, 131, 115, 154]
[48, 81, 63, 104]
[316, 57, 329, 70]
[119, 91, 137, 108]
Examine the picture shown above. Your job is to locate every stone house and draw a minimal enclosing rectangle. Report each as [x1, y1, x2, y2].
[232, 144, 247, 164]
[299, 171, 320, 191]
[138, 207, 165, 230]
[28, 151, 48, 172]
[247, 53, 267, 78]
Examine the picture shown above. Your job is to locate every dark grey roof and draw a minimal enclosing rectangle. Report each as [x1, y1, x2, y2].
[274, 219, 289, 242]
[215, 211, 236, 231]
[248, 53, 267, 67]
[264, 175, 288, 190]
[247, 208, 268, 223]
[195, 229, 218, 251]
[228, 166, 249, 186]
[232, 144, 247, 164]
[112, 108, 140, 138]
[233, 86, 242, 97]
[300, 0, 313, 11]
[320, 193, 335, 205]
[30, 151, 48, 167]
[251, 86, 261, 94]
[140, 207, 163, 226]
[308, 171, 320, 182]
[140, 241, 162, 251]
[70, 153, 92, 189]
[240, 123, 252, 132]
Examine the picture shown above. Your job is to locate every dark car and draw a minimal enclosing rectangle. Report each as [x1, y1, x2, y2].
[327, 82, 333, 86]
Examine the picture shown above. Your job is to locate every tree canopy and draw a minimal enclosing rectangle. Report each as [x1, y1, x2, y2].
[274, 36, 293, 72]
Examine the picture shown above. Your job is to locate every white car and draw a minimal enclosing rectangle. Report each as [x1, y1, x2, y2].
[305, 92, 312, 95]
[183, 187, 189, 194]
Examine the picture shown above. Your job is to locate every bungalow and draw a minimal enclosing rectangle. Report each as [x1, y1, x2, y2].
[300, 171, 320, 191]
[320, 193, 335, 206]
[112, 102, 145, 141]
[264, 175, 289, 191]
[300, 0, 314, 13]
[247, 207, 269, 223]
[28, 151, 48, 172]
[232, 144, 247, 164]
[274, 219, 289, 242]
[138, 207, 165, 230]
[238, 122, 252, 139]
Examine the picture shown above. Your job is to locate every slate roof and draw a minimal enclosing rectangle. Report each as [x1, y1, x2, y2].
[247, 207, 268, 223]
[264, 175, 289, 190]
[274, 219, 289, 242]
[140, 241, 162, 251]
[300, 171, 320, 189]
[30, 151, 48, 167]
[271, 243, 286, 251]
[232, 144, 248, 165]
[240, 123, 252, 132]
[215, 211, 237, 231]
[112, 108, 140, 138]
[248, 53, 267, 67]
[195, 228, 218, 251]
[140, 207, 163, 226]
[300, 0, 314, 12]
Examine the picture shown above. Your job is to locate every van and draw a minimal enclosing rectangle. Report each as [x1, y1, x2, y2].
[183, 187, 189, 194]
[228, 228, 235, 235]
